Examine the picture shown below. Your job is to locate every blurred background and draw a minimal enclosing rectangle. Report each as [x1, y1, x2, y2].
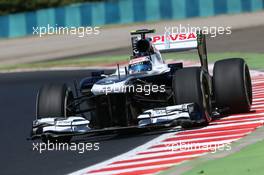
[0, 0, 263, 70]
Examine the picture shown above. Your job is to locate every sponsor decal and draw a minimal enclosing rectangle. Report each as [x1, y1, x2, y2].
[152, 33, 197, 43]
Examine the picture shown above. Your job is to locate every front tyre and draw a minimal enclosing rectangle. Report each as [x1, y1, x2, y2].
[36, 83, 74, 142]
[172, 67, 212, 127]
[37, 84, 74, 118]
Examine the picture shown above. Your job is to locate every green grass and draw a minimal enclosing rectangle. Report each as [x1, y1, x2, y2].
[1, 52, 264, 71]
[182, 139, 264, 175]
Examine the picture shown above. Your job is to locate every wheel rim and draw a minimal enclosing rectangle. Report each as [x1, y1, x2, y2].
[64, 89, 74, 117]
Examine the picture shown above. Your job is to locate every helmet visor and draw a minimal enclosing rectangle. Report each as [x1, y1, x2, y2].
[129, 60, 152, 73]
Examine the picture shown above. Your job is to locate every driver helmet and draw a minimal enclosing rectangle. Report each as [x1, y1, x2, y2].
[128, 56, 152, 73]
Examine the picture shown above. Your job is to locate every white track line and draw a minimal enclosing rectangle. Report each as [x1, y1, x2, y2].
[253, 92, 264, 96]
[206, 120, 263, 128]
[252, 101, 264, 105]
[99, 154, 203, 169]
[211, 117, 264, 125]
[253, 98, 264, 102]
[69, 131, 177, 175]
[252, 104, 264, 108]
[156, 134, 243, 146]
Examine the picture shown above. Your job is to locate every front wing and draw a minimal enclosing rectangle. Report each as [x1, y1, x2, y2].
[29, 103, 201, 140]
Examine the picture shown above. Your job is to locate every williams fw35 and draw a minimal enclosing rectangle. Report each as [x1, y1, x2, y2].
[30, 29, 252, 142]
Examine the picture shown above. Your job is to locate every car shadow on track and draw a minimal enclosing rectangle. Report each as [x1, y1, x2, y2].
[71, 126, 207, 144]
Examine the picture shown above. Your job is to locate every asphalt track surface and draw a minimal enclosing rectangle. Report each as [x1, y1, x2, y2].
[0, 70, 164, 175]
[1, 26, 264, 175]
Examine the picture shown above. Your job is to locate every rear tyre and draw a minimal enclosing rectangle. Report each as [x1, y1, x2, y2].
[213, 58, 252, 113]
[172, 67, 211, 128]
[36, 83, 74, 142]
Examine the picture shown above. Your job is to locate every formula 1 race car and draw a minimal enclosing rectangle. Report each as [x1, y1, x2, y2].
[30, 29, 252, 142]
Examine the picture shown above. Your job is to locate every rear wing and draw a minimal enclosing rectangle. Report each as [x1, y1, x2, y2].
[151, 32, 209, 72]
